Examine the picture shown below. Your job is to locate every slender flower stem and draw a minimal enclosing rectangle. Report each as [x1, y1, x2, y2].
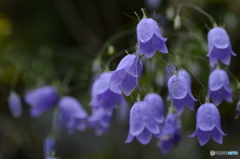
[10, 67, 21, 92]
[176, 3, 217, 27]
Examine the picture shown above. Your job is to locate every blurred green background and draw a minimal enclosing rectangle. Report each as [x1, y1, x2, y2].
[0, 0, 240, 159]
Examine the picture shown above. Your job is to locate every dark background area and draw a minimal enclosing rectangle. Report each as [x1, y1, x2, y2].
[0, 0, 240, 159]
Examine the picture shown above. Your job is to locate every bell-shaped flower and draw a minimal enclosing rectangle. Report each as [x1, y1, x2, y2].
[168, 74, 197, 115]
[44, 137, 56, 158]
[125, 95, 164, 145]
[90, 72, 127, 114]
[59, 96, 88, 134]
[207, 27, 236, 66]
[136, 18, 168, 58]
[8, 92, 22, 118]
[189, 103, 226, 146]
[110, 54, 143, 96]
[208, 69, 232, 106]
[144, 93, 165, 127]
[25, 86, 59, 117]
[88, 107, 113, 136]
[159, 113, 181, 154]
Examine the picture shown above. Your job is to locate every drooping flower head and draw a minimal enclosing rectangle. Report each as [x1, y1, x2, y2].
[88, 107, 113, 136]
[159, 113, 181, 154]
[136, 18, 168, 58]
[44, 137, 56, 158]
[125, 93, 164, 145]
[8, 92, 22, 118]
[25, 86, 59, 117]
[59, 96, 88, 134]
[144, 93, 165, 126]
[90, 72, 127, 114]
[110, 54, 142, 96]
[168, 73, 197, 115]
[207, 27, 236, 66]
[189, 103, 226, 146]
[208, 69, 232, 106]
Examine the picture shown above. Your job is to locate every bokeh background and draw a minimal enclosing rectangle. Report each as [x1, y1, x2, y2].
[0, 0, 240, 159]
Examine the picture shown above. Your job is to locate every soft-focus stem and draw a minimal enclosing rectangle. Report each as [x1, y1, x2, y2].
[10, 67, 21, 92]
[176, 3, 217, 27]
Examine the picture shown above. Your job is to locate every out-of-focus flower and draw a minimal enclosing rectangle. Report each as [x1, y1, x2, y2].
[208, 69, 232, 106]
[8, 92, 22, 118]
[110, 54, 142, 96]
[90, 72, 127, 114]
[207, 27, 236, 67]
[174, 15, 181, 30]
[159, 113, 181, 154]
[88, 107, 113, 136]
[25, 86, 59, 117]
[168, 74, 196, 115]
[189, 103, 226, 146]
[145, 0, 162, 10]
[44, 137, 55, 158]
[59, 96, 88, 134]
[136, 18, 168, 58]
[235, 96, 240, 119]
[125, 93, 164, 145]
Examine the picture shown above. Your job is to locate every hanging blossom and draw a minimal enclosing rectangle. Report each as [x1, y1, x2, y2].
[208, 69, 232, 106]
[136, 18, 168, 58]
[88, 107, 113, 136]
[189, 103, 226, 145]
[8, 92, 22, 118]
[110, 54, 143, 96]
[125, 93, 164, 145]
[44, 137, 56, 158]
[158, 113, 181, 154]
[25, 86, 59, 117]
[168, 73, 197, 115]
[89, 72, 127, 114]
[207, 27, 236, 67]
[59, 96, 88, 134]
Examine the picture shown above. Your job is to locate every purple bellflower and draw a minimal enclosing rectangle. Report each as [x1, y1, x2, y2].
[44, 137, 55, 158]
[208, 69, 232, 106]
[168, 74, 197, 115]
[207, 27, 236, 66]
[178, 69, 191, 85]
[8, 92, 22, 118]
[125, 93, 165, 145]
[144, 93, 165, 128]
[159, 113, 181, 154]
[88, 107, 113, 136]
[90, 72, 127, 114]
[189, 103, 226, 146]
[110, 54, 143, 96]
[136, 18, 168, 58]
[25, 86, 59, 117]
[59, 96, 88, 134]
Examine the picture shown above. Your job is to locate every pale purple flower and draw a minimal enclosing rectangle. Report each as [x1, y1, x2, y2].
[207, 27, 236, 66]
[44, 137, 55, 158]
[178, 69, 191, 85]
[159, 113, 181, 154]
[8, 92, 22, 118]
[88, 107, 112, 136]
[110, 54, 142, 96]
[125, 94, 164, 145]
[59, 96, 88, 134]
[208, 69, 232, 106]
[90, 72, 127, 114]
[136, 18, 168, 58]
[25, 86, 59, 117]
[168, 74, 196, 115]
[144, 93, 165, 127]
[189, 103, 226, 146]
